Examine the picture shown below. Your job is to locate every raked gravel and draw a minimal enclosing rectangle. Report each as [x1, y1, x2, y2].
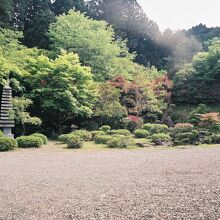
[0, 145, 220, 220]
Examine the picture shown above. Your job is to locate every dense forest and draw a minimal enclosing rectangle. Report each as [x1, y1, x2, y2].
[0, 0, 220, 137]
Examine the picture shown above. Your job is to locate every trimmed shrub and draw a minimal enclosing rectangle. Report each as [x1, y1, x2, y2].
[211, 134, 220, 144]
[58, 134, 72, 143]
[91, 131, 105, 138]
[169, 126, 195, 138]
[94, 135, 112, 144]
[111, 129, 130, 136]
[16, 136, 43, 148]
[0, 137, 17, 152]
[99, 125, 111, 133]
[31, 133, 48, 144]
[134, 129, 150, 138]
[107, 136, 131, 148]
[202, 136, 212, 144]
[151, 133, 172, 144]
[143, 124, 168, 134]
[71, 130, 92, 141]
[66, 135, 83, 149]
[174, 130, 199, 145]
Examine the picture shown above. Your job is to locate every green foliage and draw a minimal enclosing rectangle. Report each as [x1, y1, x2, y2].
[25, 50, 97, 133]
[52, 0, 85, 15]
[202, 136, 212, 144]
[66, 135, 83, 149]
[94, 135, 112, 144]
[134, 129, 149, 138]
[31, 133, 48, 144]
[10, 97, 42, 134]
[107, 136, 131, 148]
[211, 134, 220, 144]
[169, 126, 195, 138]
[189, 104, 210, 124]
[142, 124, 168, 134]
[173, 130, 199, 145]
[49, 10, 135, 81]
[16, 136, 43, 148]
[94, 83, 127, 127]
[151, 133, 172, 144]
[0, 137, 17, 151]
[111, 129, 131, 136]
[0, 130, 3, 137]
[99, 125, 111, 133]
[173, 38, 220, 104]
[91, 131, 105, 138]
[58, 134, 72, 143]
[71, 130, 92, 141]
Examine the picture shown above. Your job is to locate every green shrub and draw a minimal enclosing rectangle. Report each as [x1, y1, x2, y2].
[202, 136, 212, 144]
[174, 130, 199, 145]
[66, 135, 83, 149]
[71, 130, 92, 141]
[211, 134, 220, 144]
[58, 134, 72, 143]
[169, 126, 195, 138]
[31, 133, 48, 144]
[134, 129, 150, 138]
[94, 135, 112, 144]
[91, 131, 105, 138]
[111, 129, 130, 136]
[151, 133, 172, 144]
[16, 136, 43, 148]
[142, 124, 168, 134]
[107, 136, 131, 148]
[99, 125, 111, 133]
[0, 137, 17, 151]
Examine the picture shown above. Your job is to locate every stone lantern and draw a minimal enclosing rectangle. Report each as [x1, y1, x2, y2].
[0, 85, 14, 138]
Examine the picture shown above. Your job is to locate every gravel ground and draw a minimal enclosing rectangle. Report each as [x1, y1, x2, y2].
[0, 144, 220, 220]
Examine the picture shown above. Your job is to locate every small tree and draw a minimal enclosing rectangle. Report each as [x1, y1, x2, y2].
[10, 97, 42, 135]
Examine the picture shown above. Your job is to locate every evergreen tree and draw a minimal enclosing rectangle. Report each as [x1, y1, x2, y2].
[0, 0, 13, 28]
[52, 0, 85, 15]
[86, 0, 168, 68]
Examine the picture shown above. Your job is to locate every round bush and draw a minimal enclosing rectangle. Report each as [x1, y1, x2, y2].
[107, 137, 131, 148]
[66, 135, 83, 149]
[31, 133, 48, 144]
[151, 133, 172, 144]
[134, 129, 150, 138]
[142, 124, 168, 134]
[91, 131, 105, 138]
[202, 136, 212, 144]
[71, 130, 92, 141]
[58, 134, 73, 143]
[111, 129, 131, 136]
[0, 137, 17, 152]
[174, 130, 199, 145]
[16, 136, 43, 148]
[211, 134, 220, 144]
[169, 126, 194, 138]
[99, 125, 111, 133]
[94, 135, 112, 144]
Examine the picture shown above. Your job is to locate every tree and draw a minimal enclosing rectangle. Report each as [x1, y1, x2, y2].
[24, 50, 97, 133]
[173, 38, 220, 104]
[0, 0, 13, 28]
[86, 0, 168, 69]
[94, 83, 127, 127]
[49, 10, 134, 81]
[10, 97, 42, 135]
[52, 0, 85, 15]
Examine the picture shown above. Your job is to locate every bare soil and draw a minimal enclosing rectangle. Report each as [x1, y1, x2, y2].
[0, 143, 220, 220]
